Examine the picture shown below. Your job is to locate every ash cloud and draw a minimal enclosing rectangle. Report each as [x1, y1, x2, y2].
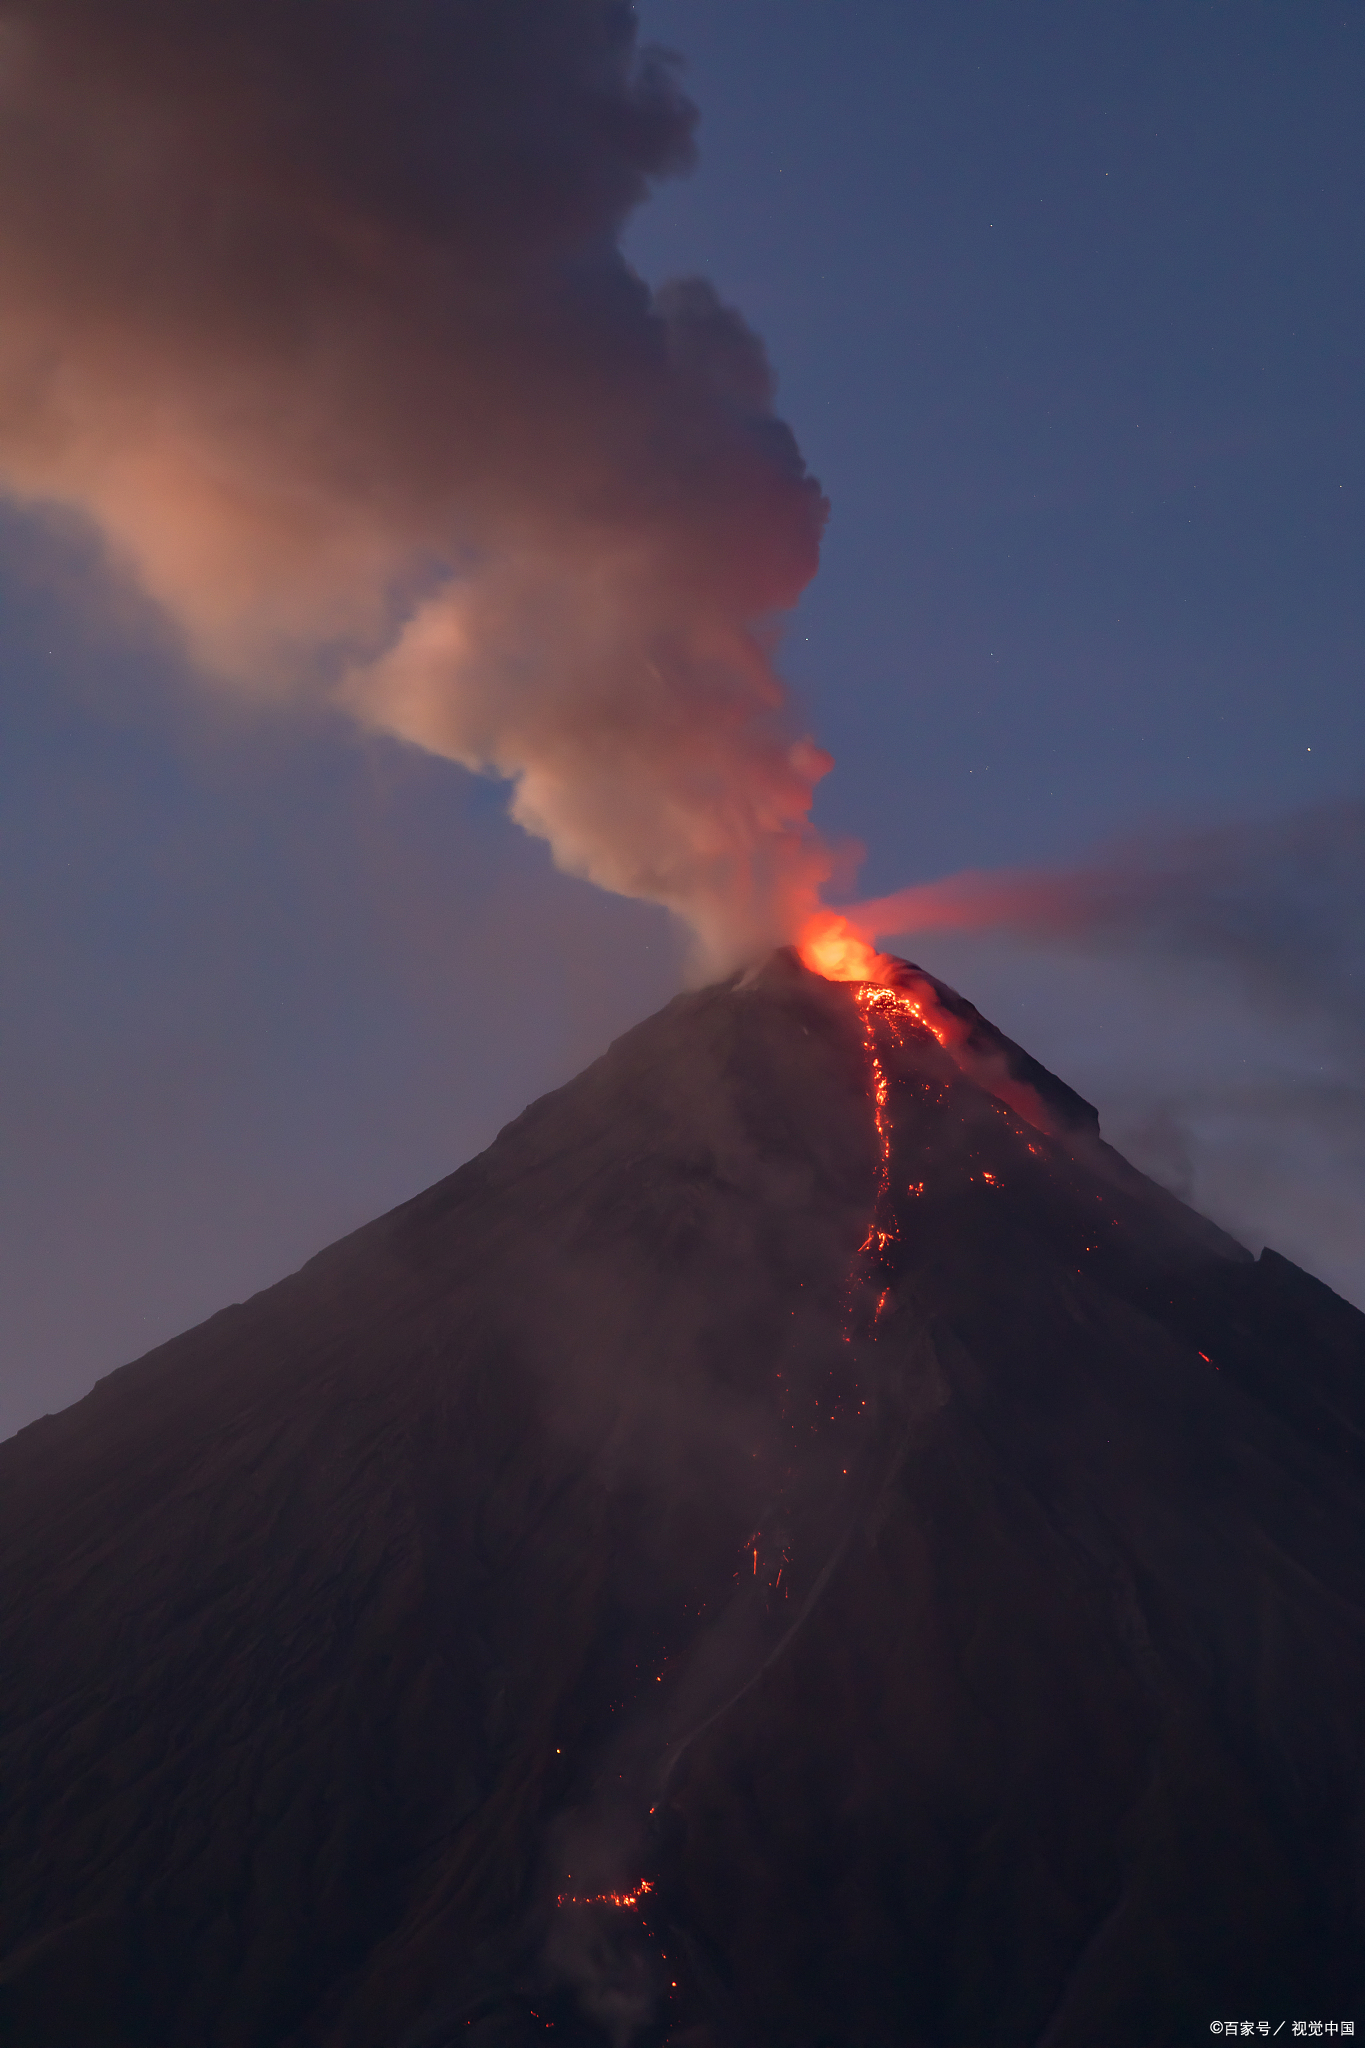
[0, 0, 831, 968]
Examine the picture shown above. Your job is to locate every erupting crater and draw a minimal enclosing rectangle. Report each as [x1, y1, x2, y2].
[2, 947, 1363, 2048]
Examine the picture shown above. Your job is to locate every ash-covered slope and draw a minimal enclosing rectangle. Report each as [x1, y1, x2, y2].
[3, 952, 1365, 2048]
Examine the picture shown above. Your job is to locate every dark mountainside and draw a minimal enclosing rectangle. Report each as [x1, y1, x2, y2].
[4, 952, 1365, 2048]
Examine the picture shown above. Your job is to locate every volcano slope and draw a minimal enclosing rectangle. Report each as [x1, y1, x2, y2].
[4, 952, 1365, 2048]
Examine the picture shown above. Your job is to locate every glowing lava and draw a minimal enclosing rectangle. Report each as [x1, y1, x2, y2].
[797, 911, 892, 985]
[798, 910, 955, 1050]
[796, 916, 973, 1331]
[845, 981, 951, 1318]
[555, 1879, 654, 1911]
[800, 907, 1055, 1138]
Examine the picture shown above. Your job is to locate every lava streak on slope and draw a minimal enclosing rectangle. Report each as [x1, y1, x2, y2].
[795, 912, 1094, 1355]
[799, 911, 1003, 1325]
[799, 909, 1064, 1139]
[849, 982, 950, 1325]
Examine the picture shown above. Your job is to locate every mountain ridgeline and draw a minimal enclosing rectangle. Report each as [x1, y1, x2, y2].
[3, 950, 1365, 2047]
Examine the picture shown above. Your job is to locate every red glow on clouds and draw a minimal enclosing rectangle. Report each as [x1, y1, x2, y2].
[794, 858, 1109, 984]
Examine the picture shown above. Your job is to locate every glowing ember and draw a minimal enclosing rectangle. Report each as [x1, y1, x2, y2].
[556, 1879, 654, 1911]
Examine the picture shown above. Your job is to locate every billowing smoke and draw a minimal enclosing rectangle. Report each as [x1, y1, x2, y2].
[0, 0, 832, 968]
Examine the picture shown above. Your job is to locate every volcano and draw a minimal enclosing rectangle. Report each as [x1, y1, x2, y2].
[3, 951, 1365, 2048]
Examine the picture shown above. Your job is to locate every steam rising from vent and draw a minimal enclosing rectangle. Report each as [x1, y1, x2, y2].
[0, 0, 833, 970]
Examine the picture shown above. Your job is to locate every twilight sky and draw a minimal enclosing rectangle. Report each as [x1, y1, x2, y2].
[3, 1, 1363, 1440]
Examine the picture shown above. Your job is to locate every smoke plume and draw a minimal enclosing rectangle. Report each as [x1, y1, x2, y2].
[850, 797, 1365, 1047]
[0, 0, 831, 968]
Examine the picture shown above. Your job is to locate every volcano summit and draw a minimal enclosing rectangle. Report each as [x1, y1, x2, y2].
[3, 952, 1365, 2047]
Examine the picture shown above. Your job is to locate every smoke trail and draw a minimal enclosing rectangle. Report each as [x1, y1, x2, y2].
[847, 797, 1365, 1045]
[0, 0, 832, 969]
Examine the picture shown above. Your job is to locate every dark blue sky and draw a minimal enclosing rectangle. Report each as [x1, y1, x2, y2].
[4, 3, 1363, 1437]
[630, 0, 1364, 880]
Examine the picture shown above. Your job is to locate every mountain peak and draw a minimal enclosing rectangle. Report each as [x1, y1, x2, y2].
[2, 960, 1363, 2045]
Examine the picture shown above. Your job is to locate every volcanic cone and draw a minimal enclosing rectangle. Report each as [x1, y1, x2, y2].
[3, 951, 1363, 2046]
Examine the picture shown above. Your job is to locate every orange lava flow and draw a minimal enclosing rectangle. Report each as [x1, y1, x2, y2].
[801, 910, 1055, 1137]
[801, 910, 980, 1336]
[798, 911, 953, 1047]
[556, 1879, 654, 1911]
[858, 987, 894, 1214]
[856, 977, 953, 1049]
[844, 980, 951, 1328]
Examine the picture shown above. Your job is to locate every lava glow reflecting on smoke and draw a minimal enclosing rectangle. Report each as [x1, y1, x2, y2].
[798, 911, 954, 1050]
[797, 911, 890, 985]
